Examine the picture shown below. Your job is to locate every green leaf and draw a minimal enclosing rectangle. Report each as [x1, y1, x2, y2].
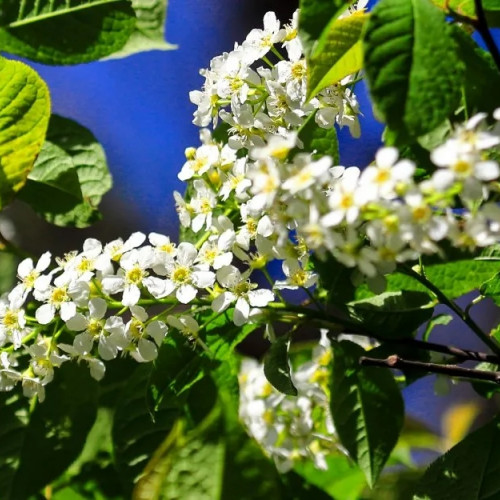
[347, 291, 434, 338]
[19, 115, 112, 227]
[0, 1, 136, 65]
[413, 417, 500, 499]
[356, 260, 500, 301]
[480, 271, 500, 306]
[431, 0, 500, 25]
[363, 0, 463, 140]
[264, 334, 298, 396]
[307, 12, 367, 98]
[330, 340, 405, 487]
[105, 0, 176, 59]
[298, 0, 351, 55]
[451, 27, 500, 115]
[0, 363, 98, 499]
[298, 111, 339, 163]
[0, 57, 50, 209]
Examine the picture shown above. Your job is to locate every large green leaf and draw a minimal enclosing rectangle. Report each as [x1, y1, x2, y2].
[413, 417, 500, 499]
[264, 333, 298, 396]
[0, 363, 98, 499]
[363, 0, 463, 140]
[330, 340, 404, 487]
[347, 291, 434, 338]
[18, 114, 112, 228]
[0, 56, 50, 209]
[106, 0, 176, 59]
[431, 0, 500, 25]
[0, 1, 136, 64]
[307, 12, 367, 98]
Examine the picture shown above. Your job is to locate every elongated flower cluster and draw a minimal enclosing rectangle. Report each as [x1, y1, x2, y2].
[183, 9, 500, 290]
[239, 332, 337, 472]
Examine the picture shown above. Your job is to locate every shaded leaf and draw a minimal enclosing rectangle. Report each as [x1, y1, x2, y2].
[413, 417, 500, 499]
[347, 291, 434, 338]
[0, 56, 50, 208]
[330, 340, 404, 487]
[19, 114, 112, 227]
[0, 363, 99, 499]
[0, 0, 136, 65]
[264, 333, 298, 396]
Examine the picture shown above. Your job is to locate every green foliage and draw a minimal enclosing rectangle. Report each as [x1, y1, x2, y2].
[18, 115, 112, 227]
[298, 0, 352, 55]
[307, 12, 367, 98]
[347, 291, 435, 338]
[363, 0, 463, 142]
[0, 57, 51, 209]
[0, 363, 98, 499]
[413, 417, 500, 499]
[107, 0, 176, 58]
[0, 1, 136, 65]
[330, 340, 405, 487]
[264, 333, 298, 396]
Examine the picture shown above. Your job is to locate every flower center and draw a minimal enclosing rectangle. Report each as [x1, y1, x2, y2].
[291, 270, 308, 287]
[50, 287, 69, 306]
[2, 310, 19, 330]
[87, 319, 104, 338]
[291, 61, 306, 80]
[23, 270, 38, 289]
[172, 266, 191, 284]
[126, 265, 146, 285]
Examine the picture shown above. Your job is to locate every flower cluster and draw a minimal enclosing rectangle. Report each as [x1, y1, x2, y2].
[0, 231, 276, 401]
[239, 332, 337, 472]
[183, 9, 500, 290]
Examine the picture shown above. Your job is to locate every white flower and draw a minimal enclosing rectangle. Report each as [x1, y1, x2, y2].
[163, 242, 215, 304]
[178, 144, 220, 181]
[95, 232, 146, 272]
[9, 251, 51, 302]
[65, 298, 127, 360]
[212, 265, 274, 325]
[282, 155, 332, 196]
[275, 259, 317, 290]
[101, 247, 157, 307]
[167, 314, 200, 338]
[0, 295, 27, 349]
[125, 306, 168, 363]
[242, 11, 284, 60]
[190, 180, 218, 233]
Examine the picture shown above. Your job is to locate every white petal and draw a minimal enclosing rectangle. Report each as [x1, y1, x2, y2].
[177, 242, 197, 266]
[98, 337, 119, 360]
[130, 305, 148, 322]
[36, 304, 55, 325]
[248, 288, 274, 307]
[375, 147, 398, 168]
[475, 161, 500, 181]
[101, 276, 125, 295]
[74, 332, 94, 355]
[89, 298, 107, 320]
[234, 297, 250, 326]
[143, 277, 170, 298]
[60, 302, 77, 321]
[211, 292, 236, 313]
[192, 270, 215, 288]
[177, 284, 197, 304]
[66, 313, 88, 331]
[137, 338, 158, 362]
[147, 321, 168, 345]
[89, 359, 106, 381]
[122, 285, 141, 307]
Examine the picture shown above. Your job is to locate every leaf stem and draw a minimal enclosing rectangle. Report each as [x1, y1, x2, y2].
[360, 354, 500, 384]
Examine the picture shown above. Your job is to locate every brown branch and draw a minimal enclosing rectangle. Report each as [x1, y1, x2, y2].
[360, 354, 500, 384]
[474, 0, 500, 73]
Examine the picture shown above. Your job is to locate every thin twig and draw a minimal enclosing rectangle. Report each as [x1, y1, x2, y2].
[360, 354, 500, 384]
[401, 265, 500, 356]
